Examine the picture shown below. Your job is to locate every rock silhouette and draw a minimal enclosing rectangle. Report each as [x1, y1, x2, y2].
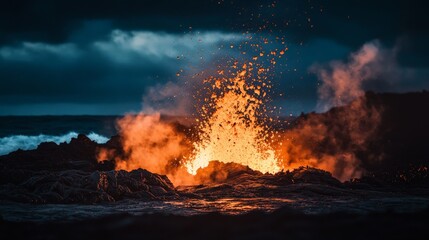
[1, 91, 429, 204]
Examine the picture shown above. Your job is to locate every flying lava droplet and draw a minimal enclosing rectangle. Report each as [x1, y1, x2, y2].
[184, 63, 281, 175]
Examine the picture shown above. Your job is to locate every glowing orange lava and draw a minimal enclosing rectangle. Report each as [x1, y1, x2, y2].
[184, 63, 281, 175]
[96, 38, 379, 184]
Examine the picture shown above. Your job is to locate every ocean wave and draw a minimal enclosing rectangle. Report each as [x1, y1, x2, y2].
[0, 132, 109, 156]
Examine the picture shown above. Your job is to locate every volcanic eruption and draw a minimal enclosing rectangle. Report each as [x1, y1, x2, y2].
[95, 39, 391, 186]
[185, 62, 280, 175]
[2, 1, 429, 239]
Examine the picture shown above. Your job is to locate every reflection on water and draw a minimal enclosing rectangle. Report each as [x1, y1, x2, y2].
[0, 198, 293, 222]
[167, 198, 294, 215]
[1, 196, 429, 222]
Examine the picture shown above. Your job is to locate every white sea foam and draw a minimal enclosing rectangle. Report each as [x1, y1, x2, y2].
[0, 132, 109, 156]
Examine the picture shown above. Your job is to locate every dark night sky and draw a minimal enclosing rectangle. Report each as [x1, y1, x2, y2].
[0, 0, 428, 115]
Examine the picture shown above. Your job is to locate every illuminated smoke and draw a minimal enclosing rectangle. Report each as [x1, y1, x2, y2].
[97, 113, 197, 185]
[278, 42, 385, 181]
[98, 39, 394, 184]
[312, 41, 382, 111]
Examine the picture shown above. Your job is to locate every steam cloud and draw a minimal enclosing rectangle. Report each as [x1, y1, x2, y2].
[278, 41, 391, 181]
[312, 41, 382, 111]
[97, 113, 197, 185]
[98, 40, 398, 184]
[98, 114, 186, 171]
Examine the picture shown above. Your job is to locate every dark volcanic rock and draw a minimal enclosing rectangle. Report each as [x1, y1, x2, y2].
[0, 134, 119, 185]
[291, 91, 429, 184]
[0, 134, 109, 174]
[194, 161, 262, 184]
[179, 161, 346, 198]
[3, 209, 429, 240]
[0, 134, 179, 203]
[290, 166, 341, 186]
[194, 161, 341, 186]
[1, 92, 429, 204]
[0, 169, 176, 203]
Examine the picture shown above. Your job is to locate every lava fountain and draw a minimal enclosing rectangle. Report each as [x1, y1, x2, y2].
[184, 62, 281, 175]
[98, 41, 382, 184]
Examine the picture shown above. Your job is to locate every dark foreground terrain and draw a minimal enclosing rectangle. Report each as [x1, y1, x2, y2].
[2, 209, 429, 240]
[1, 92, 429, 239]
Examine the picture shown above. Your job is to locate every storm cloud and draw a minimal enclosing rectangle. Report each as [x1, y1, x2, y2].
[0, 0, 427, 115]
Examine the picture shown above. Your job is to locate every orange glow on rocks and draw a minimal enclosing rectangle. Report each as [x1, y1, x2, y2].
[96, 40, 384, 185]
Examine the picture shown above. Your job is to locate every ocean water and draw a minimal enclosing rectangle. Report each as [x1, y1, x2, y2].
[0, 116, 119, 156]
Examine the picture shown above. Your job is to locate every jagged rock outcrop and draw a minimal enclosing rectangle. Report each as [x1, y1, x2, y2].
[0, 134, 111, 175]
[1, 91, 429, 204]
[0, 134, 177, 203]
[285, 91, 429, 184]
[0, 169, 176, 203]
[179, 161, 345, 198]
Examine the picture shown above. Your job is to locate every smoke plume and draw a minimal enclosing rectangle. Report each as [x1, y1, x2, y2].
[278, 41, 389, 181]
[312, 41, 383, 111]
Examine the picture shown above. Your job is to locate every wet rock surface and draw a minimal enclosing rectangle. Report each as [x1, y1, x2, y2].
[1, 208, 429, 240]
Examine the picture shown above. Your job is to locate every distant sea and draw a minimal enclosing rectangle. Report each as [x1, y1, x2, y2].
[0, 116, 119, 156]
[0, 115, 295, 156]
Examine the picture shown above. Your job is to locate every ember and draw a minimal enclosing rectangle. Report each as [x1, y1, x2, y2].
[185, 62, 280, 175]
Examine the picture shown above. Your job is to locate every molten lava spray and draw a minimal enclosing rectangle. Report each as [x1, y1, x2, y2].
[97, 37, 387, 184]
[184, 62, 281, 175]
